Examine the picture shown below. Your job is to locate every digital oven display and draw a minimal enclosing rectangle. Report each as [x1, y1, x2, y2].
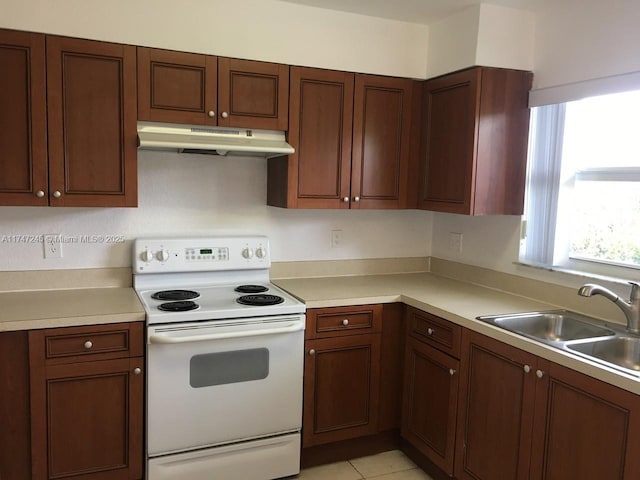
[200, 249, 213, 254]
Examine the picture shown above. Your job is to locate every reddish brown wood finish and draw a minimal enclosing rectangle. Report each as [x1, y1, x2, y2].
[306, 304, 382, 339]
[455, 329, 537, 480]
[0, 29, 48, 206]
[402, 336, 459, 475]
[303, 333, 381, 447]
[268, 67, 354, 208]
[351, 74, 413, 209]
[530, 359, 640, 480]
[218, 57, 289, 130]
[30, 322, 144, 366]
[137, 47, 217, 125]
[0, 331, 32, 479]
[29, 323, 144, 480]
[378, 303, 405, 432]
[419, 67, 532, 215]
[46, 36, 137, 207]
[406, 306, 462, 358]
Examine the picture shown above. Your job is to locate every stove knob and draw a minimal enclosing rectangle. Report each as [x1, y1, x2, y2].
[242, 247, 254, 259]
[255, 247, 267, 259]
[156, 249, 169, 262]
[141, 249, 154, 263]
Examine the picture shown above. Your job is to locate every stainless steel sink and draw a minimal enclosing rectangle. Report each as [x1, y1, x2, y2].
[477, 310, 640, 378]
[478, 311, 616, 343]
[567, 337, 640, 374]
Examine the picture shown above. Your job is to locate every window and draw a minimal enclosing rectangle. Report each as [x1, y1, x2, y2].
[521, 89, 640, 278]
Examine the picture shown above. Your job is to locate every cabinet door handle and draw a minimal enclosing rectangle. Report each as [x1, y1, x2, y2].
[427, 328, 434, 335]
[133, 367, 142, 375]
[221, 111, 229, 119]
[343, 197, 349, 203]
[523, 365, 531, 373]
[309, 349, 316, 356]
[353, 196, 360, 202]
[36, 190, 45, 198]
[84, 340, 93, 349]
[449, 368, 456, 376]
[52, 190, 61, 198]
[342, 319, 349, 326]
[536, 369, 544, 378]
[208, 110, 216, 118]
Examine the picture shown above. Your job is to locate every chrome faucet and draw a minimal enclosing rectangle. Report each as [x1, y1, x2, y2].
[578, 282, 640, 334]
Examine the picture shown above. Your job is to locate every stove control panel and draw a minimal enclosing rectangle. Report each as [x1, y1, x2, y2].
[133, 236, 270, 273]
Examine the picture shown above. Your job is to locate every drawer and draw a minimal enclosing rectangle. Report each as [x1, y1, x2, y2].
[306, 305, 382, 339]
[406, 307, 461, 358]
[29, 322, 144, 365]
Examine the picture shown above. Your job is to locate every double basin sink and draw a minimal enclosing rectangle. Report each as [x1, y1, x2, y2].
[477, 311, 640, 377]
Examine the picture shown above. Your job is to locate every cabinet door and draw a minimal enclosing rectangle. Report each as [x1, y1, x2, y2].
[270, 66, 354, 208]
[218, 57, 289, 130]
[419, 68, 480, 214]
[455, 330, 537, 480]
[402, 336, 459, 475]
[303, 334, 380, 447]
[46, 36, 137, 207]
[137, 47, 217, 125]
[530, 359, 640, 480]
[351, 75, 412, 209]
[0, 29, 48, 206]
[30, 357, 144, 480]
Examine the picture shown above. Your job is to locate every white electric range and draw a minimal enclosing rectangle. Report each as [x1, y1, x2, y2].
[133, 236, 305, 480]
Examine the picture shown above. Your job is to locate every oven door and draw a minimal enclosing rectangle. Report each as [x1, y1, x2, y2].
[146, 315, 304, 457]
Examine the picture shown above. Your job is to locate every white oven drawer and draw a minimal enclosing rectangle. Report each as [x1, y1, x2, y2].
[147, 316, 304, 456]
[148, 433, 300, 480]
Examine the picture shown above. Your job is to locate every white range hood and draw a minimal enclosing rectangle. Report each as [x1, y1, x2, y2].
[137, 122, 294, 159]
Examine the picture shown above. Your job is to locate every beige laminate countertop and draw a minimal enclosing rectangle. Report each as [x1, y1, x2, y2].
[273, 272, 640, 395]
[0, 287, 145, 332]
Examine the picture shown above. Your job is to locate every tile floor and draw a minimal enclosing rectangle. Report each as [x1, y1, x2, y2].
[297, 450, 433, 480]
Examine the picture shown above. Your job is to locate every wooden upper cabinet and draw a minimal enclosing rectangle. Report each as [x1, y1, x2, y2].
[137, 47, 217, 125]
[46, 36, 137, 207]
[267, 69, 414, 210]
[419, 67, 532, 215]
[138, 48, 288, 129]
[0, 30, 48, 206]
[351, 74, 413, 209]
[268, 66, 354, 208]
[218, 57, 289, 130]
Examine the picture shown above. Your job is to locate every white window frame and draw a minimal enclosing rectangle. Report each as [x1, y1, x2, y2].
[520, 101, 640, 282]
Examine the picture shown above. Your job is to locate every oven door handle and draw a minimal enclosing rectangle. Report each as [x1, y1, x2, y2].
[148, 321, 304, 344]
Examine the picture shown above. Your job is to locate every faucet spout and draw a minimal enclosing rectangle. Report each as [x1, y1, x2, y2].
[578, 282, 640, 335]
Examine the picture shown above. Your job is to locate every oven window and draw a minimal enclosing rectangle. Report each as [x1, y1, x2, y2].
[189, 348, 269, 388]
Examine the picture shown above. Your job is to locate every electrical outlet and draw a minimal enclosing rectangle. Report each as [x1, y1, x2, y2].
[448, 232, 463, 253]
[331, 230, 343, 248]
[43, 234, 63, 259]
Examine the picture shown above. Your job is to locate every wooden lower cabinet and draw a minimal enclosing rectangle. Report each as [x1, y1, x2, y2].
[455, 329, 640, 480]
[530, 359, 640, 480]
[29, 323, 144, 480]
[454, 329, 537, 480]
[303, 333, 381, 447]
[402, 336, 459, 475]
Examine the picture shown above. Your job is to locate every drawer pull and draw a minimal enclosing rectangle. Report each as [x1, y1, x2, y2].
[342, 319, 349, 326]
[84, 340, 93, 349]
[133, 367, 142, 375]
[427, 328, 434, 335]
